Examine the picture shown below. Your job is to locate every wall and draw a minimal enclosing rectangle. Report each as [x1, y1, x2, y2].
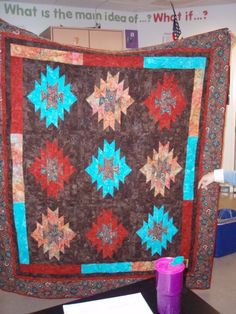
[0, 1, 235, 170]
[1, 2, 236, 42]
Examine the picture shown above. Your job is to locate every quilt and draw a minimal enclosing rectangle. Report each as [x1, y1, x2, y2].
[0, 26, 231, 298]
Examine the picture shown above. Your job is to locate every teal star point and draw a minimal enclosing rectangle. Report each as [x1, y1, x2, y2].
[27, 65, 77, 128]
[136, 205, 178, 256]
[85, 140, 132, 197]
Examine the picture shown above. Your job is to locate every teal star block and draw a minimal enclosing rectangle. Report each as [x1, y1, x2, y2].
[85, 140, 132, 197]
[136, 205, 178, 256]
[27, 65, 77, 128]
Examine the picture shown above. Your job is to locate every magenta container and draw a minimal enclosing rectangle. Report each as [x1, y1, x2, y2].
[155, 257, 185, 296]
[157, 294, 181, 314]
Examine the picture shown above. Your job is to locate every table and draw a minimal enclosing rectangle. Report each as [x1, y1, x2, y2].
[30, 277, 220, 314]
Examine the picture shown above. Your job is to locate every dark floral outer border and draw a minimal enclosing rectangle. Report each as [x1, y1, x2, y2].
[0, 23, 231, 297]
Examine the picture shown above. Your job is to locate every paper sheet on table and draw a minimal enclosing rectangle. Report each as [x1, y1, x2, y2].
[63, 292, 153, 314]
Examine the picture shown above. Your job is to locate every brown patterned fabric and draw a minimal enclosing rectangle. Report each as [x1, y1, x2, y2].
[0, 22, 231, 298]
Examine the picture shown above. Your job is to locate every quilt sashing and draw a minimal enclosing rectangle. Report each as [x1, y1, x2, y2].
[0, 28, 231, 298]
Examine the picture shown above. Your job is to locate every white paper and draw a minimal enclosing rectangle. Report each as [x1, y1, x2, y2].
[63, 292, 153, 314]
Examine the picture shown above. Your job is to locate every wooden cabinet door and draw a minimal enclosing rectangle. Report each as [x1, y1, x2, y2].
[40, 27, 124, 50]
[52, 27, 89, 47]
[89, 29, 123, 50]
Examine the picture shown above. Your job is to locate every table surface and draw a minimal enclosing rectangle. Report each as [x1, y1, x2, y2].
[30, 277, 220, 314]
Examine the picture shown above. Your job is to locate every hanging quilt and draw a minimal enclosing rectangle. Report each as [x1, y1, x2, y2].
[0, 26, 231, 298]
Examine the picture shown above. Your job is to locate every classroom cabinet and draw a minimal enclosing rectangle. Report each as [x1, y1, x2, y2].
[40, 26, 124, 50]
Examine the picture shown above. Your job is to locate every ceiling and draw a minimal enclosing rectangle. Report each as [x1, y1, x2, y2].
[3, 0, 236, 12]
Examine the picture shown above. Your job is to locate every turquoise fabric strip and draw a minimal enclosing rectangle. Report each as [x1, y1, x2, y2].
[183, 136, 199, 200]
[144, 56, 207, 69]
[13, 202, 29, 264]
[81, 262, 132, 274]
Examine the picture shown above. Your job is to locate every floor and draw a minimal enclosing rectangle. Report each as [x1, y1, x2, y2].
[193, 253, 236, 314]
[1, 194, 236, 314]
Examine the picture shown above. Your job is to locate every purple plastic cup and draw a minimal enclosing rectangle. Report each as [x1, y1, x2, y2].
[155, 257, 185, 296]
[157, 294, 181, 314]
[155, 257, 185, 314]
